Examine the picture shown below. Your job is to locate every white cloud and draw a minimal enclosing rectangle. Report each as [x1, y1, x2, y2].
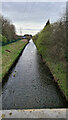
[13, 21, 43, 35]
[1, 2, 66, 35]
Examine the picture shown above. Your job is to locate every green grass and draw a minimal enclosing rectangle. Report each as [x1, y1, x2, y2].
[0, 40, 28, 83]
[46, 59, 66, 97]
[33, 23, 68, 99]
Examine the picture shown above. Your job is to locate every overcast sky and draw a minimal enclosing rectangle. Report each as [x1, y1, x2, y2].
[1, 2, 66, 35]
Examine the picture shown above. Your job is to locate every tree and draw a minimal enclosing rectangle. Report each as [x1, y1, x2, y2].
[46, 19, 50, 26]
[0, 15, 16, 43]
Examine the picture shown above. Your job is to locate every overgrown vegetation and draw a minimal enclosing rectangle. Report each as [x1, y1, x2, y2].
[33, 17, 68, 99]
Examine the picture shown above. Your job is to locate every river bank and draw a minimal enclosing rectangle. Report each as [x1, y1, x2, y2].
[32, 23, 68, 100]
[1, 39, 28, 84]
[2, 39, 67, 109]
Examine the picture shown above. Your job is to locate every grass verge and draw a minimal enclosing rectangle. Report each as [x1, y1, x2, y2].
[33, 23, 68, 99]
[0, 40, 28, 83]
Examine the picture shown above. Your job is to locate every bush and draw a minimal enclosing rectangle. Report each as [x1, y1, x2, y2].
[0, 34, 7, 43]
[2, 35, 7, 43]
[0, 34, 2, 42]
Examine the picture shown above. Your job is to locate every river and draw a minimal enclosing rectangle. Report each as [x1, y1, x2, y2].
[2, 39, 67, 109]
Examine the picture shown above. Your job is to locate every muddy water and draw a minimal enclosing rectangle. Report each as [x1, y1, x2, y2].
[2, 39, 67, 109]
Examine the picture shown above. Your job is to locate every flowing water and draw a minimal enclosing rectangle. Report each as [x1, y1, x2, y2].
[2, 39, 67, 109]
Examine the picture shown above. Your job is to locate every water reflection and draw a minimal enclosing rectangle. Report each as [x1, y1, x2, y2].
[2, 39, 67, 109]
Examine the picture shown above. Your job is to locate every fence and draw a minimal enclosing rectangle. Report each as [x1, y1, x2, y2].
[0, 38, 22, 46]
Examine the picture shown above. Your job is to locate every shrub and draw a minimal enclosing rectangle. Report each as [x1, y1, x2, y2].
[0, 34, 7, 43]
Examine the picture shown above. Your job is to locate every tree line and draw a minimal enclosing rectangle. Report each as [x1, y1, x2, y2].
[0, 15, 21, 45]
